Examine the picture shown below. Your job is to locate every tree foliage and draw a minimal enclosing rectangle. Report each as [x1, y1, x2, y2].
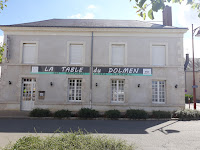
[0, 43, 5, 63]
[130, 0, 200, 20]
[0, 0, 8, 13]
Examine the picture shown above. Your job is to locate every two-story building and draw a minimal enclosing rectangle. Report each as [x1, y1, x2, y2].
[0, 19, 187, 112]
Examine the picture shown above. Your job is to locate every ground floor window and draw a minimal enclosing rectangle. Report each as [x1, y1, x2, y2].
[152, 80, 165, 103]
[22, 78, 36, 101]
[68, 79, 82, 101]
[111, 79, 125, 102]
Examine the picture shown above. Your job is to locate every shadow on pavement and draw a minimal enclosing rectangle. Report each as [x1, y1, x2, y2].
[0, 119, 177, 134]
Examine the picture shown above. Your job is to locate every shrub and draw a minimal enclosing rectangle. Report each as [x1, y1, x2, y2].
[174, 109, 200, 120]
[78, 108, 99, 118]
[104, 110, 121, 119]
[152, 110, 171, 119]
[3, 130, 134, 150]
[185, 94, 193, 103]
[54, 109, 71, 118]
[29, 108, 52, 117]
[126, 109, 148, 119]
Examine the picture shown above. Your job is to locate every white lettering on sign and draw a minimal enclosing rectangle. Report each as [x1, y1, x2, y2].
[32, 66, 38, 73]
[94, 67, 101, 73]
[108, 68, 139, 74]
[143, 69, 151, 75]
[45, 66, 54, 72]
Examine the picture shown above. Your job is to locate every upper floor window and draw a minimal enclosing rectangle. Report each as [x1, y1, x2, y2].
[111, 44, 125, 65]
[70, 44, 83, 64]
[152, 45, 166, 66]
[23, 43, 37, 64]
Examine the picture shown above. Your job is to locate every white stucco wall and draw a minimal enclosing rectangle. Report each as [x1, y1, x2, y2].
[0, 28, 186, 112]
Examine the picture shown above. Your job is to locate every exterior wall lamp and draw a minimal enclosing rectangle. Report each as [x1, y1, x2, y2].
[138, 84, 140, 88]
[192, 24, 200, 110]
[8, 81, 12, 85]
[175, 84, 178, 88]
[50, 82, 53, 86]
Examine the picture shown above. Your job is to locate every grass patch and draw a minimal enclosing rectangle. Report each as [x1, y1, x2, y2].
[3, 130, 134, 150]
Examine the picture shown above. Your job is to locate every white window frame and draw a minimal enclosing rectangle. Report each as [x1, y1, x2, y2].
[68, 79, 82, 102]
[109, 42, 127, 66]
[111, 79, 125, 103]
[20, 41, 39, 64]
[152, 80, 166, 104]
[21, 78, 36, 101]
[150, 43, 168, 66]
[67, 41, 85, 65]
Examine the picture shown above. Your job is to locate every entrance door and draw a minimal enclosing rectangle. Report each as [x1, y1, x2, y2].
[21, 78, 36, 111]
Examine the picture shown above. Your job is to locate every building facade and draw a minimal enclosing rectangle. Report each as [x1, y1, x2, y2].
[0, 19, 187, 112]
[185, 58, 200, 100]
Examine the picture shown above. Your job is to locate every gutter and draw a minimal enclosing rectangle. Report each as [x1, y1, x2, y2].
[90, 31, 94, 109]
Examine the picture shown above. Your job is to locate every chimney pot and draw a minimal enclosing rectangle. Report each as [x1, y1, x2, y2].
[163, 5, 172, 26]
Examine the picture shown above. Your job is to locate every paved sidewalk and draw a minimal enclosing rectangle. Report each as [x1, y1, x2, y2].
[0, 110, 29, 118]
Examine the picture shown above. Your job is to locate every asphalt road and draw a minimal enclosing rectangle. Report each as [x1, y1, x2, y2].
[0, 119, 200, 150]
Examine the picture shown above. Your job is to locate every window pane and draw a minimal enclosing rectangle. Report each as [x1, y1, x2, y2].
[111, 79, 125, 102]
[152, 80, 165, 103]
[68, 79, 82, 101]
[22, 78, 36, 101]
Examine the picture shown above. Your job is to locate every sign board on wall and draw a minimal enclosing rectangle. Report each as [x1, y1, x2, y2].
[93, 67, 152, 76]
[31, 66, 152, 76]
[31, 66, 90, 75]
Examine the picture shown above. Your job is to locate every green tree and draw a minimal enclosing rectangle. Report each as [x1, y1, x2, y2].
[0, 0, 8, 13]
[0, 43, 5, 63]
[130, 0, 200, 20]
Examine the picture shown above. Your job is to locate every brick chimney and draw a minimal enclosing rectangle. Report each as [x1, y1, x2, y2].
[163, 5, 172, 26]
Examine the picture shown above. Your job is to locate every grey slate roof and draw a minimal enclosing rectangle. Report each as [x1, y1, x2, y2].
[186, 58, 200, 71]
[0, 19, 187, 29]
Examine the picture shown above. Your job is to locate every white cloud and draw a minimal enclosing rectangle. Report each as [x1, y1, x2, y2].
[68, 14, 81, 19]
[68, 13, 95, 19]
[87, 5, 96, 9]
[82, 13, 94, 19]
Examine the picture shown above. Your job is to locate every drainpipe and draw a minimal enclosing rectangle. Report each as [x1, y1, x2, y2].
[184, 54, 189, 92]
[90, 31, 94, 109]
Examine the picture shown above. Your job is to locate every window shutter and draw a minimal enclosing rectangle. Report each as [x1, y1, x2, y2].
[70, 44, 83, 64]
[112, 44, 124, 65]
[152, 45, 165, 66]
[23, 44, 36, 64]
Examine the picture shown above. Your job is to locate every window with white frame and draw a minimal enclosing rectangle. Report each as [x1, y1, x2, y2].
[23, 43, 36, 64]
[111, 44, 125, 65]
[152, 45, 166, 66]
[111, 79, 125, 102]
[70, 44, 83, 64]
[152, 80, 166, 103]
[22, 78, 36, 101]
[68, 79, 82, 101]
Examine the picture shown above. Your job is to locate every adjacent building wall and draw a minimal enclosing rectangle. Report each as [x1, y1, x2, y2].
[185, 71, 200, 100]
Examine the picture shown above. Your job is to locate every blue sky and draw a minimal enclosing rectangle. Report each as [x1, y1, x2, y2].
[0, 0, 200, 57]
